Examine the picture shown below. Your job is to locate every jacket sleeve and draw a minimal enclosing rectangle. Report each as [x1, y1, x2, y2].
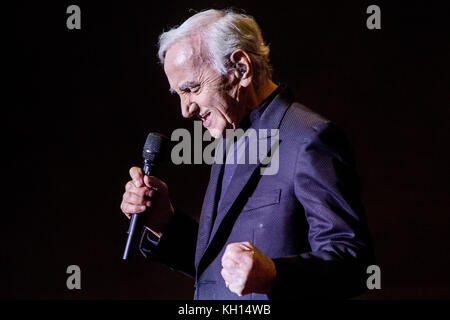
[270, 121, 374, 299]
[139, 208, 199, 278]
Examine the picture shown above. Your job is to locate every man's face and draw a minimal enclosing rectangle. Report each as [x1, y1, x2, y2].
[164, 40, 240, 138]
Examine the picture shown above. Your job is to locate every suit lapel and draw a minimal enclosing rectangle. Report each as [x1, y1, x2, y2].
[196, 86, 295, 273]
[207, 141, 261, 245]
[195, 160, 223, 268]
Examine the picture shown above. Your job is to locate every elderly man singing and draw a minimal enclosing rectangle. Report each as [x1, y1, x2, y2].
[120, 9, 374, 300]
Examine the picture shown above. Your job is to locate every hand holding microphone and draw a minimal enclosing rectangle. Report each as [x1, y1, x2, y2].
[120, 133, 173, 259]
[121, 168, 174, 235]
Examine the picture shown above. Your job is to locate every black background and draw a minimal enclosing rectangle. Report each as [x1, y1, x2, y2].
[5, 0, 449, 299]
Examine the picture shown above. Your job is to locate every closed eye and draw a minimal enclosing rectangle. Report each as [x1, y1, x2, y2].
[179, 81, 200, 94]
[182, 86, 200, 94]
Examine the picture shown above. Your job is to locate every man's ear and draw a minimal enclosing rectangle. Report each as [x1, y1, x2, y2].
[230, 49, 252, 87]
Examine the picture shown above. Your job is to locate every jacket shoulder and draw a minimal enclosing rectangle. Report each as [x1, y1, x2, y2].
[280, 101, 331, 139]
[280, 101, 356, 167]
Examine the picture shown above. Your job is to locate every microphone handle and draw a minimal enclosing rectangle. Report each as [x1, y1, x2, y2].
[122, 161, 158, 260]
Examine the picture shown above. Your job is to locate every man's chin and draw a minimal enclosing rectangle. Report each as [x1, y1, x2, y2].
[207, 128, 223, 139]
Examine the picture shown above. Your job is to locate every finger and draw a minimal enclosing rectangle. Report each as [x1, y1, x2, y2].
[228, 282, 243, 296]
[226, 242, 248, 254]
[223, 266, 248, 285]
[125, 180, 133, 191]
[239, 241, 254, 251]
[222, 252, 241, 270]
[223, 243, 240, 258]
[121, 201, 146, 214]
[222, 256, 239, 270]
[225, 252, 254, 274]
[224, 244, 247, 262]
[129, 167, 144, 187]
[222, 266, 244, 281]
[221, 269, 237, 292]
[122, 192, 144, 205]
[126, 182, 149, 197]
[221, 268, 231, 283]
[124, 192, 153, 206]
[144, 175, 166, 190]
[146, 188, 156, 198]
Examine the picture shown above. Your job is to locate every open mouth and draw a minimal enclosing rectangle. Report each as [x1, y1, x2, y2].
[199, 111, 212, 128]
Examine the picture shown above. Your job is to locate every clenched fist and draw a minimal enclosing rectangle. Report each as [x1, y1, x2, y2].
[120, 166, 174, 236]
[221, 242, 276, 296]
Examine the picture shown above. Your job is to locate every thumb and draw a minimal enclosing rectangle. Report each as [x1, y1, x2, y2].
[129, 166, 143, 187]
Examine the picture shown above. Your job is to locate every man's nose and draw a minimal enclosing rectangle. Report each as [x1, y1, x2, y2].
[181, 101, 199, 118]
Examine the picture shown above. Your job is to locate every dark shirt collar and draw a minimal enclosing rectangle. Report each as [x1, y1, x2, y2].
[238, 85, 283, 131]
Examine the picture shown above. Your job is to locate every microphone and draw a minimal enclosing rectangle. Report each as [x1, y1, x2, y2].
[122, 132, 169, 260]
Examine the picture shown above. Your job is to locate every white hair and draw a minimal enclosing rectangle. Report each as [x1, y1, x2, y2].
[157, 9, 273, 87]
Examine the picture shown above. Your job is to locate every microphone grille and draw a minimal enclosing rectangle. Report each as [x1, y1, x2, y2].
[143, 132, 169, 161]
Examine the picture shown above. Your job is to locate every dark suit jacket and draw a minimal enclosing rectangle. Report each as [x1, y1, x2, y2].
[140, 86, 374, 299]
